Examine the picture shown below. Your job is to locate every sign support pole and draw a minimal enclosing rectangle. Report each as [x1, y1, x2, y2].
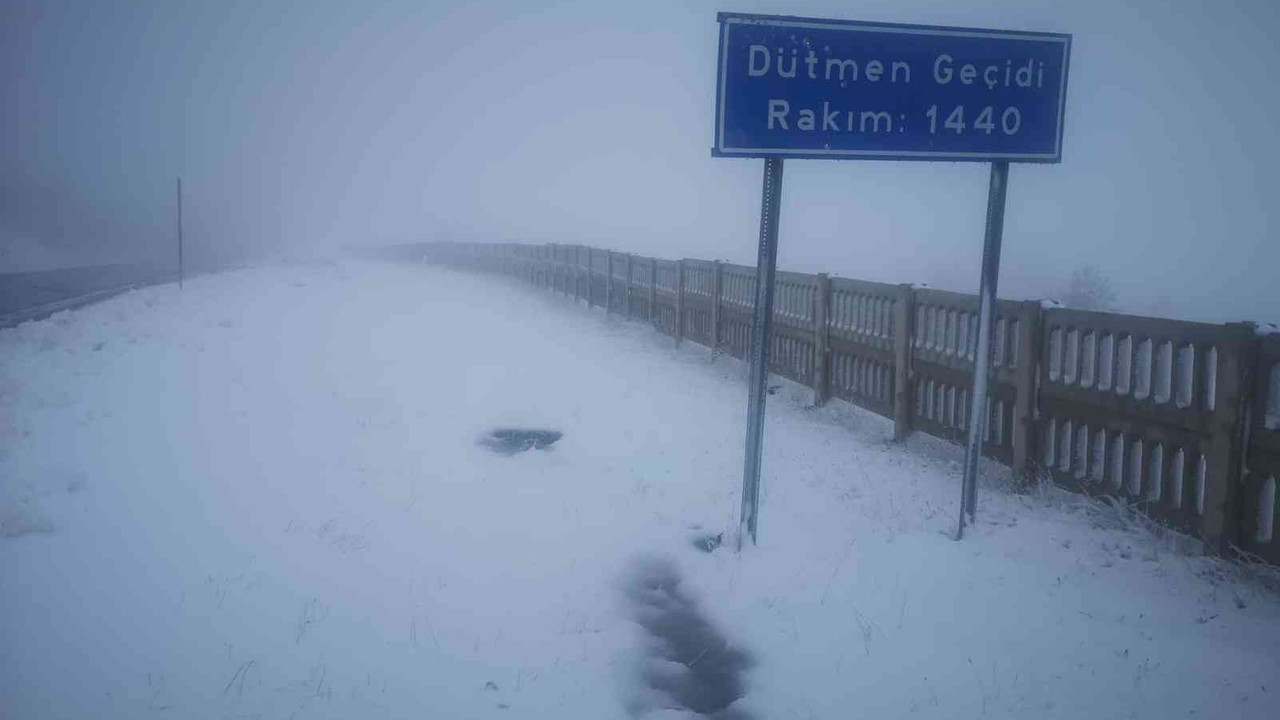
[176, 177, 184, 290]
[712, 13, 1069, 546]
[739, 156, 784, 550]
[956, 160, 1009, 540]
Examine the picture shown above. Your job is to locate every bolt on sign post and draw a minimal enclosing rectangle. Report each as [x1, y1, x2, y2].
[713, 13, 1071, 547]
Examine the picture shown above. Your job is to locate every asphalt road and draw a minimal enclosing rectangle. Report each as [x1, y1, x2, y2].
[0, 262, 173, 326]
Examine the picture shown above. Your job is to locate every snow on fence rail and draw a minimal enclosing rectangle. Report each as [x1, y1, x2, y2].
[422, 241, 1280, 564]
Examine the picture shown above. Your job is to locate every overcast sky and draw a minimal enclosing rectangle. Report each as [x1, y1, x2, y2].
[2, 0, 1276, 322]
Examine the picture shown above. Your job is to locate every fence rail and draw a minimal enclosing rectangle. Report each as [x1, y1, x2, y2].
[422, 241, 1280, 563]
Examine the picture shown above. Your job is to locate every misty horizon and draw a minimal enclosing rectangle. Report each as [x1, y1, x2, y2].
[5, 5, 1280, 719]
[3, 0, 1276, 324]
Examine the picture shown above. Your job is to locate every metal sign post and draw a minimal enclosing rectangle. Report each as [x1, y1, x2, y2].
[176, 177, 184, 290]
[739, 156, 784, 549]
[956, 160, 1009, 540]
[712, 12, 1070, 546]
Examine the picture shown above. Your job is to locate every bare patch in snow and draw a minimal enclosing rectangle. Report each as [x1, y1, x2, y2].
[480, 428, 564, 455]
[622, 555, 753, 719]
[0, 499, 53, 538]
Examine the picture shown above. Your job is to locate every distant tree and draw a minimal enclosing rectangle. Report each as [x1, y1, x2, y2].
[1060, 264, 1117, 311]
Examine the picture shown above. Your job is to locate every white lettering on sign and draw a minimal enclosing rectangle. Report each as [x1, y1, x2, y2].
[933, 54, 1045, 89]
[748, 49, 1048, 137]
[749, 47, 1043, 90]
[766, 100, 903, 134]
[767, 99, 789, 129]
[749, 46, 914, 85]
[926, 105, 1023, 135]
[748, 45, 770, 76]
[822, 102, 839, 131]
[860, 111, 892, 133]
[826, 58, 857, 82]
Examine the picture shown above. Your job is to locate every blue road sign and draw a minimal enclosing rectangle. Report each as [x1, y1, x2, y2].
[714, 13, 1071, 162]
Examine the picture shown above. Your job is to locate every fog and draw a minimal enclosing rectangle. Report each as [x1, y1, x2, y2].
[5, 5, 1280, 715]
[3, 0, 1277, 322]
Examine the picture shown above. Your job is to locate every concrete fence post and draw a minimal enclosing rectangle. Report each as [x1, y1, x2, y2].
[893, 283, 916, 441]
[711, 261, 724, 350]
[648, 258, 657, 325]
[579, 246, 587, 303]
[813, 273, 832, 406]
[604, 251, 614, 315]
[570, 246, 579, 302]
[557, 244, 566, 296]
[625, 253, 634, 318]
[1203, 322, 1260, 553]
[1011, 300, 1044, 483]
[549, 244, 557, 292]
[675, 260, 686, 345]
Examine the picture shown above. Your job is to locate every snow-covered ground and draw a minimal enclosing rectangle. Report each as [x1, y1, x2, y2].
[2, 260, 1278, 720]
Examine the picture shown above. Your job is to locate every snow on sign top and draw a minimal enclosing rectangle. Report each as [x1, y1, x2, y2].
[713, 13, 1072, 162]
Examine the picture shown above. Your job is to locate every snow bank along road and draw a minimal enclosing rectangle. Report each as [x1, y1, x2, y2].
[2, 261, 1278, 719]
